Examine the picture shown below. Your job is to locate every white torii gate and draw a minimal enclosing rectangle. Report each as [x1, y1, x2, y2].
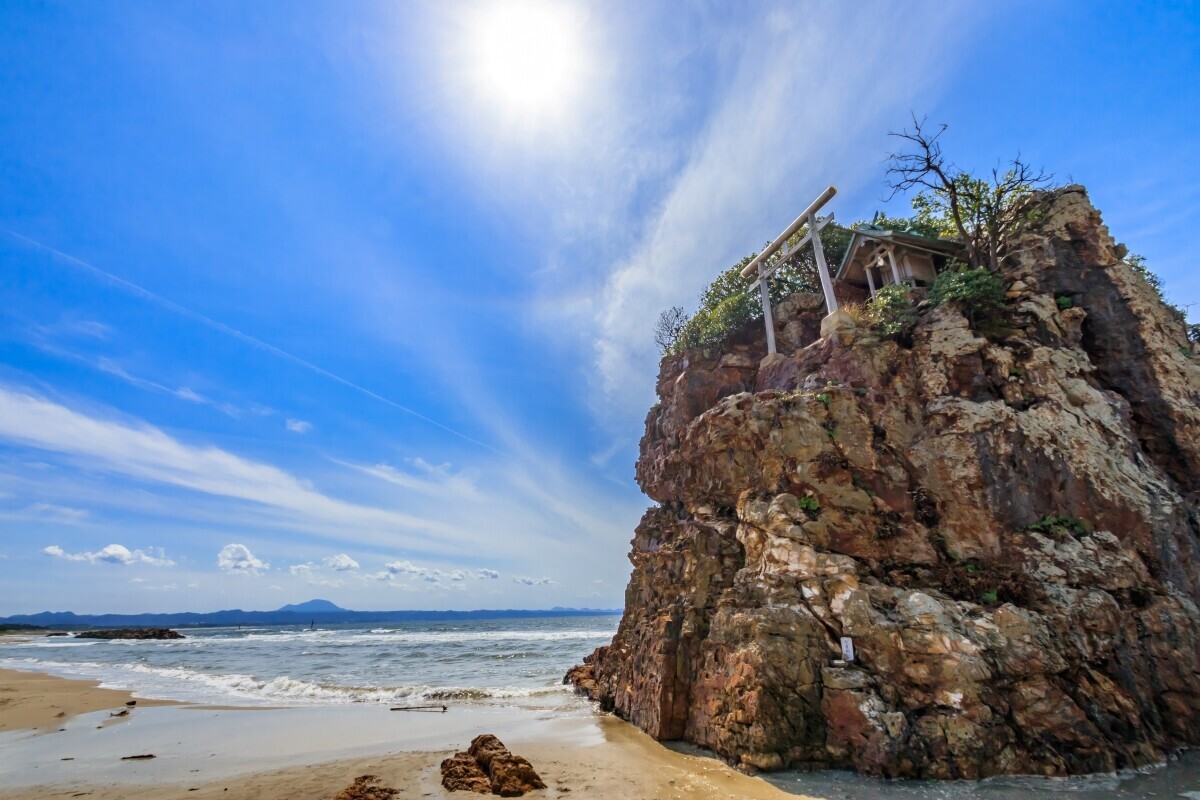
[739, 185, 840, 355]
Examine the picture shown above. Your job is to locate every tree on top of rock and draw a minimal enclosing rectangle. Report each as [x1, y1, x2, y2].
[886, 115, 1055, 273]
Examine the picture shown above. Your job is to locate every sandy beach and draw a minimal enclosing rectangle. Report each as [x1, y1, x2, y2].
[0, 665, 801, 800]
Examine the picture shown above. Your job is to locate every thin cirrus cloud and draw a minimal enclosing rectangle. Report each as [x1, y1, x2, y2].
[289, 562, 342, 588]
[43, 543, 174, 567]
[2, 227, 498, 454]
[217, 543, 269, 576]
[340, 459, 482, 502]
[0, 385, 472, 552]
[11, 502, 89, 524]
[585, 4, 973, 431]
[512, 576, 553, 586]
[24, 330, 271, 421]
[286, 418, 313, 434]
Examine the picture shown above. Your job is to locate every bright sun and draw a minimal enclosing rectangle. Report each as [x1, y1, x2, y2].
[465, 1, 585, 122]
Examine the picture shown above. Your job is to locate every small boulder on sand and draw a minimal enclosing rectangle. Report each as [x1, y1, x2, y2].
[441, 734, 546, 796]
[331, 774, 397, 800]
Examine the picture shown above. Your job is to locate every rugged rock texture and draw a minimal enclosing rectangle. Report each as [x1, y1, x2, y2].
[75, 628, 184, 640]
[441, 734, 546, 796]
[331, 774, 398, 800]
[569, 187, 1200, 778]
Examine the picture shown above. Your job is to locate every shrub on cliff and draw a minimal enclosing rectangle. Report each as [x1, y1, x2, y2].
[1124, 253, 1194, 339]
[864, 284, 917, 340]
[653, 222, 852, 355]
[928, 265, 1007, 329]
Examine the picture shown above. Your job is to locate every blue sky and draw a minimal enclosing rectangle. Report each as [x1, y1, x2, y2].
[1, 1, 1197, 614]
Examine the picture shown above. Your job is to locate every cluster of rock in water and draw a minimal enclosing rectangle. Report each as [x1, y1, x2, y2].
[568, 187, 1200, 778]
[74, 628, 184, 640]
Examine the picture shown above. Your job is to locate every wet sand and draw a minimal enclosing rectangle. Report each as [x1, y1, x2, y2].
[0, 666, 801, 799]
[0, 665, 175, 733]
[2, 665, 1197, 799]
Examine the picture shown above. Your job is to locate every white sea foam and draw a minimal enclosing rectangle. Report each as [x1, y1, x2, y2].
[194, 629, 613, 645]
[0, 657, 573, 707]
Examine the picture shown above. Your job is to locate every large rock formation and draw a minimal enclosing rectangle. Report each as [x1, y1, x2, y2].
[569, 187, 1200, 778]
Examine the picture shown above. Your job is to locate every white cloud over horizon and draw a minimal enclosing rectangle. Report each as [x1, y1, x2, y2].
[44, 542, 174, 567]
[324, 553, 360, 571]
[513, 576, 554, 586]
[217, 543, 269, 575]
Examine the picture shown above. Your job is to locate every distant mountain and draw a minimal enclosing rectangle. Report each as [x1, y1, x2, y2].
[0, 601, 621, 629]
[277, 599, 345, 614]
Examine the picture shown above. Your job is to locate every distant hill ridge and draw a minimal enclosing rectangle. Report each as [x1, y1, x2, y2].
[276, 599, 345, 614]
[0, 600, 621, 629]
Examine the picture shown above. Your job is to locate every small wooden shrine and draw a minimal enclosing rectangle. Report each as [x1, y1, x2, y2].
[835, 224, 964, 297]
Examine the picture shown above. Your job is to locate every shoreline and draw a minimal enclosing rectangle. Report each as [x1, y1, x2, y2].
[3, 664, 1198, 799]
[0, 665, 801, 799]
[0, 665, 176, 733]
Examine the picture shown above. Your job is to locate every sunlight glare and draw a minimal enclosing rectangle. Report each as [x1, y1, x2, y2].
[466, 0, 585, 122]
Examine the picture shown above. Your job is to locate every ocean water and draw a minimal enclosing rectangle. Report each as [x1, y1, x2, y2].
[0, 615, 619, 709]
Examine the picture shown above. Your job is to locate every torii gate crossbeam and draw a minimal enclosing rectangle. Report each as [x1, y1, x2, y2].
[740, 185, 839, 355]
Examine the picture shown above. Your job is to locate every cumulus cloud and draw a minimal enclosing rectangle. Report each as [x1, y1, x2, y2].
[217, 543, 269, 575]
[286, 418, 312, 434]
[512, 576, 554, 586]
[475, 568, 499, 579]
[43, 543, 174, 567]
[323, 553, 359, 571]
[380, 559, 473, 586]
[384, 559, 425, 576]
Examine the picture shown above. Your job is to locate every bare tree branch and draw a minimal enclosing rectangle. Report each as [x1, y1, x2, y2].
[886, 117, 1054, 272]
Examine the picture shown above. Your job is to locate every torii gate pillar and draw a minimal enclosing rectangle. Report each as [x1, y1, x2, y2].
[740, 186, 843, 355]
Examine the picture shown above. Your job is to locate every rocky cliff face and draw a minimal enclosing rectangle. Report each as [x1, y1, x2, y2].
[568, 187, 1200, 778]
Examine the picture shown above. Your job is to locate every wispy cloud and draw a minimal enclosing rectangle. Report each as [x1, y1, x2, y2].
[9, 502, 90, 524]
[44, 543, 174, 567]
[217, 543, 269, 575]
[289, 562, 342, 587]
[30, 318, 112, 341]
[1, 228, 500, 453]
[92, 358, 271, 419]
[512, 575, 554, 586]
[0, 385, 472, 551]
[286, 418, 312, 434]
[581, 4, 975, 431]
[341, 458, 481, 502]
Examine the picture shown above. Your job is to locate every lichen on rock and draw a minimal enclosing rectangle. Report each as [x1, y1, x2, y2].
[568, 187, 1200, 779]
